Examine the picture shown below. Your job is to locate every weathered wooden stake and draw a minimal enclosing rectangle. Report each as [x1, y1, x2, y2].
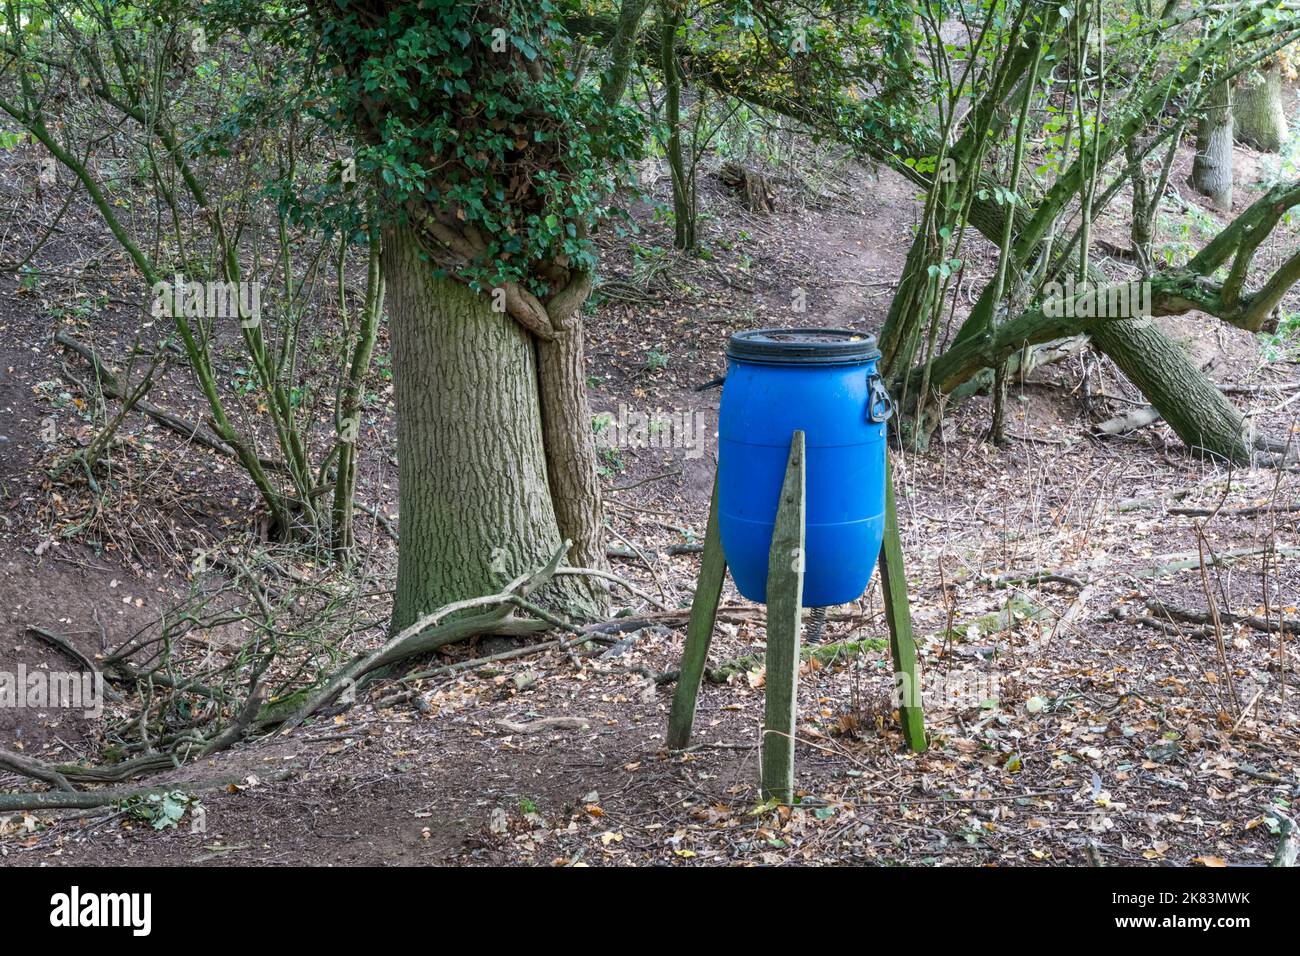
[666, 434, 925, 784]
[761, 432, 806, 803]
[665, 476, 727, 749]
[879, 451, 927, 753]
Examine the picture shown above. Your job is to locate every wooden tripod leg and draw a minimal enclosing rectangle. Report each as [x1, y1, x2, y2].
[879, 451, 927, 753]
[665, 475, 727, 750]
[761, 432, 806, 803]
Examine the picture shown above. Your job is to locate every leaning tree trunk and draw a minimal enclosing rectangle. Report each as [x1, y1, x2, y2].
[383, 225, 577, 631]
[1192, 80, 1234, 210]
[1089, 316, 1253, 464]
[1234, 61, 1289, 153]
[537, 293, 610, 612]
[939, 183, 1261, 465]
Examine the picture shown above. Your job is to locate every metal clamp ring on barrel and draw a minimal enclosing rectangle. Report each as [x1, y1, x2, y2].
[866, 374, 895, 423]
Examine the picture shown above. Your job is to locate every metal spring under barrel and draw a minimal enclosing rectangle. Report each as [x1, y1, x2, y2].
[804, 605, 828, 644]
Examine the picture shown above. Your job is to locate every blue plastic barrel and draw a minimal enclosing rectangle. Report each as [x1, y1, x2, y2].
[717, 329, 892, 607]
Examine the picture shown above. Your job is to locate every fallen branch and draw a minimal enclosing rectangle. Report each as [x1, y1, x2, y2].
[704, 636, 888, 684]
[0, 768, 295, 814]
[495, 716, 592, 734]
[401, 639, 565, 683]
[607, 542, 704, 559]
[605, 469, 682, 493]
[989, 570, 1091, 589]
[1145, 599, 1298, 635]
[1274, 813, 1298, 868]
[12, 558, 573, 797]
[580, 604, 869, 635]
[47, 753, 178, 784]
[1168, 502, 1300, 517]
[975, 552, 1275, 590]
[354, 501, 399, 542]
[1131, 546, 1300, 579]
[25, 624, 101, 675]
[1127, 610, 1214, 640]
[1, 741, 180, 790]
[553, 565, 670, 610]
[278, 544, 571, 732]
[620, 663, 680, 685]
[0, 747, 76, 793]
[1094, 405, 1162, 436]
[24, 625, 123, 703]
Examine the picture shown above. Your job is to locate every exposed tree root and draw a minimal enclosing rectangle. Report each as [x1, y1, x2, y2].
[276, 543, 574, 733]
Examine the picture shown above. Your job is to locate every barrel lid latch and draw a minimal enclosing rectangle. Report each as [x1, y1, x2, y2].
[867, 374, 895, 424]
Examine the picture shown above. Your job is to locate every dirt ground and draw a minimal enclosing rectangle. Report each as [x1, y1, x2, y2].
[2, 132, 1299, 866]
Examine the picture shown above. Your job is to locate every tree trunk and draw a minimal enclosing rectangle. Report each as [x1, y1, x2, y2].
[1192, 80, 1234, 211]
[659, 0, 695, 250]
[1089, 317, 1253, 464]
[331, 230, 385, 558]
[879, 227, 941, 384]
[1127, 140, 1155, 271]
[537, 303, 610, 612]
[937, 181, 1262, 464]
[383, 225, 575, 631]
[1234, 61, 1288, 153]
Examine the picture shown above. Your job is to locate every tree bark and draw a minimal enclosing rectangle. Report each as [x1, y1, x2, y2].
[332, 229, 385, 557]
[1235, 61, 1288, 153]
[659, 0, 695, 250]
[537, 284, 610, 612]
[600, 0, 651, 108]
[1128, 138, 1157, 271]
[383, 225, 574, 631]
[1192, 80, 1234, 211]
[1089, 317, 1253, 464]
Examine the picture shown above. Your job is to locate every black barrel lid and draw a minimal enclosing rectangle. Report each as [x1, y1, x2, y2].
[726, 328, 880, 365]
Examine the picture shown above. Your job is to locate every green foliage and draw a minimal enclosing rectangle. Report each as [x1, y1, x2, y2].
[122, 790, 198, 830]
[1261, 310, 1300, 361]
[598, 445, 625, 475]
[686, 0, 925, 150]
[283, 0, 646, 292]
